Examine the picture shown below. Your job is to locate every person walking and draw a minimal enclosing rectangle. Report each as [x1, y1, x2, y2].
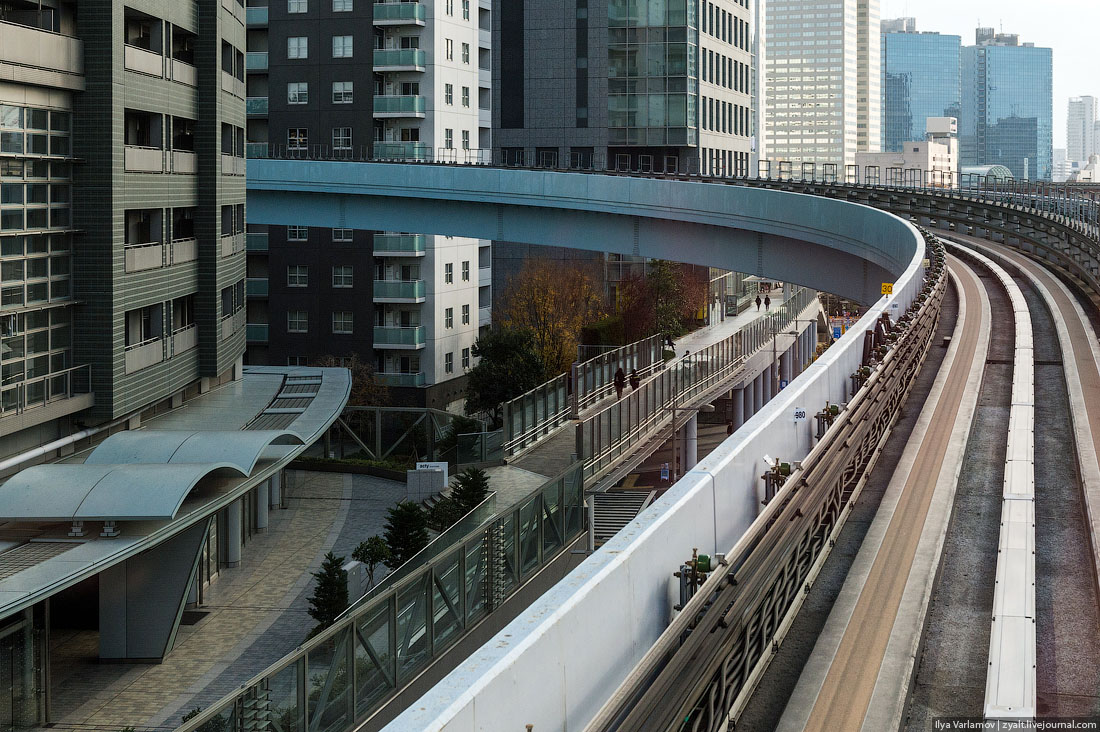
[629, 368, 640, 391]
[614, 367, 626, 400]
[665, 333, 675, 356]
[764, 295, 771, 311]
[755, 295, 762, 311]
[726, 420, 735, 437]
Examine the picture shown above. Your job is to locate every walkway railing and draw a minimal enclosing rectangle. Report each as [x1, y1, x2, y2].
[578, 288, 817, 480]
[572, 334, 664, 415]
[176, 462, 585, 732]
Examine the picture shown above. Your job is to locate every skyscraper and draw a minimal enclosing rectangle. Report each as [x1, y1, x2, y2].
[881, 20, 961, 153]
[1067, 96, 1098, 164]
[765, 0, 881, 171]
[961, 29, 1052, 180]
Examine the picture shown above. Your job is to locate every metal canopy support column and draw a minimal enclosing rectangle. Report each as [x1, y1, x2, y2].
[752, 374, 763, 418]
[780, 349, 792, 387]
[683, 414, 698, 471]
[763, 364, 773, 403]
[732, 388, 745, 431]
[270, 470, 282, 507]
[226, 500, 242, 568]
[256, 481, 269, 532]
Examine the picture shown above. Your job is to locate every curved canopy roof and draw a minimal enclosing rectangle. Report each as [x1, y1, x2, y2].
[85, 430, 303, 475]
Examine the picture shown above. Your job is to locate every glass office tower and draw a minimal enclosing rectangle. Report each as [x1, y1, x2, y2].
[961, 33, 1052, 180]
[881, 29, 961, 152]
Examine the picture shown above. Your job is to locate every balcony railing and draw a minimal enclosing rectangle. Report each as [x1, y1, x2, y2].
[373, 1, 426, 24]
[171, 58, 197, 86]
[171, 237, 198, 264]
[373, 233, 425, 255]
[245, 51, 268, 71]
[377, 371, 427, 387]
[0, 364, 92, 421]
[221, 310, 246, 340]
[172, 149, 197, 173]
[373, 95, 426, 117]
[172, 324, 198, 355]
[373, 325, 425, 348]
[246, 277, 269, 297]
[124, 145, 164, 172]
[371, 142, 433, 161]
[124, 44, 163, 76]
[246, 142, 270, 158]
[246, 96, 269, 115]
[373, 279, 425, 301]
[221, 71, 245, 98]
[246, 232, 269, 251]
[246, 323, 269, 342]
[373, 48, 426, 70]
[246, 5, 269, 24]
[221, 153, 247, 175]
[123, 241, 164, 272]
[124, 337, 165, 374]
[0, 21, 83, 82]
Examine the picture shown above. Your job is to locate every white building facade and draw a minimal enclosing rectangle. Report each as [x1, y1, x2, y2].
[1067, 96, 1098, 165]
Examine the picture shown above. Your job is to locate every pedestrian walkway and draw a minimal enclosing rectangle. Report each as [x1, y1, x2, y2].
[46, 470, 409, 731]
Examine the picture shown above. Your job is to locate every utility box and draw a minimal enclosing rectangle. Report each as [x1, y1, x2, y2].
[342, 559, 368, 602]
[406, 466, 446, 502]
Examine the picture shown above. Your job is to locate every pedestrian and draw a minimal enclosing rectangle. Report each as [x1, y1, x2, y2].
[614, 367, 626, 400]
[726, 420, 734, 436]
[755, 295, 762, 311]
[629, 368, 640, 391]
[665, 334, 675, 356]
[764, 295, 771, 311]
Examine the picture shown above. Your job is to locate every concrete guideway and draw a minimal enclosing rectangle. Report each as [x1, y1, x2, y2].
[777, 256, 991, 732]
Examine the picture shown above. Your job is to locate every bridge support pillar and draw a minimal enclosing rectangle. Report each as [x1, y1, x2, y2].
[752, 374, 763, 416]
[780, 349, 792, 387]
[683, 414, 698, 471]
[732, 388, 745, 431]
[270, 470, 282, 507]
[763, 363, 774, 402]
[225, 499, 242, 568]
[256, 481, 269, 532]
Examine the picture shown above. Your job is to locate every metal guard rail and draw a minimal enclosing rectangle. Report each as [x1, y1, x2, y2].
[589, 235, 947, 732]
[578, 288, 816, 481]
[176, 462, 585, 732]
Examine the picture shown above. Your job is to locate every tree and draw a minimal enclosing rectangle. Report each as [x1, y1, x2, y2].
[498, 259, 607, 375]
[313, 354, 389, 406]
[435, 415, 483, 461]
[352, 536, 391, 588]
[464, 328, 547, 427]
[381, 501, 430, 568]
[426, 496, 464, 532]
[619, 260, 710, 340]
[450, 467, 491, 513]
[307, 552, 348, 632]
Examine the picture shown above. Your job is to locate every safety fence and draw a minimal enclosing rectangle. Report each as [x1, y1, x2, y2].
[176, 461, 585, 732]
[578, 289, 817, 480]
[572, 334, 665, 414]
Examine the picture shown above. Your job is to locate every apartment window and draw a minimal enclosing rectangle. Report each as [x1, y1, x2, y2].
[332, 311, 354, 334]
[332, 265, 353, 287]
[461, 261, 470, 280]
[288, 0, 307, 12]
[288, 128, 308, 150]
[445, 352, 453, 373]
[289, 355, 308, 366]
[332, 127, 352, 150]
[461, 43, 470, 64]
[332, 35, 353, 58]
[288, 265, 308, 287]
[461, 130, 470, 149]
[461, 347, 470, 369]
[444, 84, 454, 105]
[445, 0, 453, 14]
[445, 39, 453, 60]
[333, 0, 352, 9]
[287, 311, 308, 333]
[332, 228, 353, 242]
[461, 303, 470, 324]
[444, 262, 453, 283]
[444, 129, 453, 149]
[461, 86, 470, 107]
[288, 37, 308, 59]
[332, 81, 353, 103]
[288, 82, 309, 104]
[462, 0, 469, 19]
[287, 225, 308, 241]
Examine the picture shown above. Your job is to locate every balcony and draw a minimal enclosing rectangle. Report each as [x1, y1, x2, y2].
[373, 48, 426, 71]
[125, 337, 165, 374]
[124, 242, 164, 272]
[246, 5, 269, 25]
[246, 51, 268, 71]
[221, 310, 246, 340]
[246, 277, 269, 297]
[124, 146, 164, 173]
[373, 279, 426, 302]
[171, 59, 197, 86]
[372, 142, 432, 161]
[246, 323, 269, 342]
[479, 265, 491, 286]
[0, 21, 84, 91]
[221, 71, 246, 98]
[171, 237, 198, 264]
[221, 154, 247, 175]
[246, 142, 270, 158]
[172, 324, 198, 355]
[377, 371, 426, 387]
[0, 364, 94, 440]
[373, 326, 425, 349]
[124, 44, 163, 77]
[479, 305, 491, 327]
[172, 150, 197, 174]
[373, 2, 426, 25]
[222, 0, 246, 24]
[373, 233, 425, 256]
[373, 95, 426, 118]
[247, 232, 269, 251]
[221, 233, 245, 256]
[247, 96, 269, 115]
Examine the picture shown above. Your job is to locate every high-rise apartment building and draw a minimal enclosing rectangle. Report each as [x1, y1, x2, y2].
[244, 0, 492, 410]
[961, 28, 1052, 180]
[765, 0, 881, 171]
[1067, 96, 1098, 164]
[1, 0, 247, 456]
[493, 0, 753, 176]
[880, 20, 961, 153]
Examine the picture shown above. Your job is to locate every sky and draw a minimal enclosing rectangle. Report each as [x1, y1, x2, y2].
[881, 0, 1098, 149]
